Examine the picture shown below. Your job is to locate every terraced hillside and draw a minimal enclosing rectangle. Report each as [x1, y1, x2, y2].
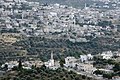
[13, 36, 120, 61]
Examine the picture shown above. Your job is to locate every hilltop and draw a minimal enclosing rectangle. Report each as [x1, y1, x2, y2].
[27, 0, 95, 8]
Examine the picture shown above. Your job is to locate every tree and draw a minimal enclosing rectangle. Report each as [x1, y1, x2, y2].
[113, 63, 120, 72]
[18, 59, 22, 70]
[93, 70, 103, 75]
[3, 64, 8, 71]
[12, 66, 19, 71]
[103, 73, 113, 79]
[59, 58, 65, 67]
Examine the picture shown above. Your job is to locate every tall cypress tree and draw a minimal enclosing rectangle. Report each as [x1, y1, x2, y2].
[18, 59, 22, 70]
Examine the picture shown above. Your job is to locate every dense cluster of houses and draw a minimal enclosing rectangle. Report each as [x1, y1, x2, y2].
[100, 51, 120, 59]
[0, 0, 119, 42]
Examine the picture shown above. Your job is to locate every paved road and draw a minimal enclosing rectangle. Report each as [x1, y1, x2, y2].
[64, 67, 104, 80]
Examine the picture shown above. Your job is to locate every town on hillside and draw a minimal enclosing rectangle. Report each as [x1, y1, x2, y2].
[0, 0, 120, 80]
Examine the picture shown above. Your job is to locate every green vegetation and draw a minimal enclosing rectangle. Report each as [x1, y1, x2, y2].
[93, 70, 114, 79]
[113, 62, 120, 73]
[13, 36, 120, 61]
[97, 21, 112, 27]
[0, 65, 96, 80]
[0, 28, 20, 33]
[93, 57, 116, 68]
[93, 57, 120, 79]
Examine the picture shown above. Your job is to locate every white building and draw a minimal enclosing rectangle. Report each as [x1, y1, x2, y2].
[22, 61, 43, 68]
[1, 60, 43, 70]
[44, 52, 54, 67]
[87, 54, 93, 60]
[113, 51, 120, 57]
[64, 57, 77, 68]
[1, 61, 18, 70]
[77, 63, 96, 73]
[80, 54, 93, 62]
[80, 55, 88, 62]
[101, 51, 113, 59]
[112, 77, 120, 80]
[44, 52, 60, 70]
